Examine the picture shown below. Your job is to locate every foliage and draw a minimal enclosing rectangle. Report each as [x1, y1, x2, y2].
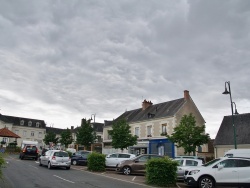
[146, 157, 178, 187]
[65, 151, 73, 158]
[0, 154, 5, 179]
[76, 118, 97, 150]
[167, 113, 210, 155]
[108, 118, 137, 151]
[87, 152, 105, 172]
[60, 128, 73, 148]
[43, 131, 59, 145]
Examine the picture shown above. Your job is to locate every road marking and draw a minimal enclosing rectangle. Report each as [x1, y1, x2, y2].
[53, 175, 75, 184]
[29, 165, 38, 169]
[132, 176, 136, 181]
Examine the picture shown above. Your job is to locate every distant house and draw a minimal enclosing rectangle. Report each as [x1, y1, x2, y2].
[0, 114, 46, 148]
[214, 113, 250, 157]
[103, 90, 208, 157]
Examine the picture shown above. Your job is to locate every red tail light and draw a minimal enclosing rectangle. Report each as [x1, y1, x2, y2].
[52, 156, 56, 160]
[22, 149, 26, 153]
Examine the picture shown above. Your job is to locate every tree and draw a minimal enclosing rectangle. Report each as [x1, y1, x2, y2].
[76, 118, 97, 150]
[167, 113, 210, 155]
[108, 118, 137, 152]
[43, 131, 59, 145]
[60, 128, 73, 148]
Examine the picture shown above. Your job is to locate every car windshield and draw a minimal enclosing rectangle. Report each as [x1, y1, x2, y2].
[202, 158, 221, 167]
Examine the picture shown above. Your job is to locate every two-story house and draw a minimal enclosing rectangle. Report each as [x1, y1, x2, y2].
[0, 114, 46, 148]
[103, 90, 208, 157]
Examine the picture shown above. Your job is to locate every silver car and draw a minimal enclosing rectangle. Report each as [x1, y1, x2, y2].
[39, 150, 71, 170]
[174, 158, 203, 180]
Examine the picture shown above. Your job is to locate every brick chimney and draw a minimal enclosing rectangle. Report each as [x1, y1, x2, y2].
[142, 99, 153, 110]
[184, 90, 190, 100]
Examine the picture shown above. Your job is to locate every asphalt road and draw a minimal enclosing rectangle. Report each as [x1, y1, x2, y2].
[1, 155, 187, 188]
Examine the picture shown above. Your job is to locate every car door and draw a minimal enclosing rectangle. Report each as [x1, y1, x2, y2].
[236, 159, 250, 185]
[42, 151, 51, 165]
[106, 154, 118, 167]
[131, 155, 150, 173]
[214, 159, 238, 184]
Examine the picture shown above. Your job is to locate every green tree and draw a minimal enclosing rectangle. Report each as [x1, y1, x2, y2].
[76, 118, 97, 150]
[43, 131, 59, 145]
[167, 113, 210, 155]
[60, 128, 73, 148]
[108, 118, 137, 151]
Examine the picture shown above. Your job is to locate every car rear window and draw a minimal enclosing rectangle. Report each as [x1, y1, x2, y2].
[26, 145, 37, 151]
[54, 151, 69, 157]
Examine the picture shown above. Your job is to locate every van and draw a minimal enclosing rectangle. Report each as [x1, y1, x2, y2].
[224, 149, 250, 157]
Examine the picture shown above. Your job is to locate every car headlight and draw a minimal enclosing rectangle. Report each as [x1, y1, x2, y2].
[189, 170, 200, 175]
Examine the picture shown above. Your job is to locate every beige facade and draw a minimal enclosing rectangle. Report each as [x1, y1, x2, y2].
[214, 144, 250, 158]
[103, 90, 208, 156]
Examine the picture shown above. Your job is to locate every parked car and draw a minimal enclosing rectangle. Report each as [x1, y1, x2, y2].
[71, 150, 91, 165]
[175, 155, 205, 164]
[19, 145, 39, 160]
[106, 153, 136, 167]
[39, 150, 71, 170]
[174, 158, 203, 180]
[116, 154, 164, 175]
[184, 157, 250, 188]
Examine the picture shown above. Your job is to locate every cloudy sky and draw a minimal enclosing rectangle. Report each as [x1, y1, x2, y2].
[0, 0, 250, 138]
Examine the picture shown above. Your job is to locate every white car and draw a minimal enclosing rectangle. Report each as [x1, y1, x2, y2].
[184, 157, 250, 188]
[39, 150, 71, 170]
[174, 158, 203, 180]
[105, 153, 136, 167]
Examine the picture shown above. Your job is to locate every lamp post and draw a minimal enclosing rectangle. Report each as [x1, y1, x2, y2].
[222, 81, 238, 149]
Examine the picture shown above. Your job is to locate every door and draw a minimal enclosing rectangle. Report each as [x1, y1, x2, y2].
[131, 155, 149, 173]
[215, 159, 238, 184]
[237, 159, 250, 185]
[106, 154, 118, 167]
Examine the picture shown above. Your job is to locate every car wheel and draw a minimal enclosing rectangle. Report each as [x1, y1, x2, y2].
[20, 156, 24, 160]
[34, 157, 38, 161]
[48, 162, 52, 169]
[122, 166, 131, 175]
[72, 160, 77, 165]
[66, 167, 70, 170]
[199, 176, 215, 188]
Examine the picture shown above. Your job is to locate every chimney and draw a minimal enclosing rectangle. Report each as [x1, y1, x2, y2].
[142, 99, 153, 110]
[184, 90, 190, 100]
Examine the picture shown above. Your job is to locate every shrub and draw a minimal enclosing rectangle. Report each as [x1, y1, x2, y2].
[87, 152, 105, 172]
[146, 157, 178, 187]
[65, 151, 73, 158]
[0, 154, 5, 179]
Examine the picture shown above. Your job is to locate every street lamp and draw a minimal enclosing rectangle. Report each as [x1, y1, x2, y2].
[222, 81, 238, 149]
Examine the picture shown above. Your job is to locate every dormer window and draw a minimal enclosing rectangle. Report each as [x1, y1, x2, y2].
[20, 120, 24, 126]
[28, 121, 32, 126]
[36, 122, 40, 128]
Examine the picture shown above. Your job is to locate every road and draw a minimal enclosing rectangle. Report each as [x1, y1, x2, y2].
[1, 155, 188, 188]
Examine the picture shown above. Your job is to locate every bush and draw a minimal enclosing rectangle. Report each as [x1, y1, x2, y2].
[0, 154, 5, 179]
[87, 152, 105, 172]
[65, 151, 73, 158]
[146, 157, 178, 187]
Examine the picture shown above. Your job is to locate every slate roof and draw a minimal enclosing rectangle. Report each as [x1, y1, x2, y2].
[0, 114, 46, 129]
[105, 98, 186, 127]
[73, 122, 104, 133]
[46, 127, 65, 135]
[214, 113, 250, 145]
[0, 127, 21, 138]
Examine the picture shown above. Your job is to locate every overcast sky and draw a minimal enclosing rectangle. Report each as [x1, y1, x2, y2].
[0, 0, 250, 139]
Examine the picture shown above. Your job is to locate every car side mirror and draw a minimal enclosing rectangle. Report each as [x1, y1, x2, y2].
[134, 160, 139, 163]
[218, 164, 224, 170]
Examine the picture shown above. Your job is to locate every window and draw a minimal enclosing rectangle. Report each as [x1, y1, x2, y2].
[135, 127, 139, 137]
[28, 121, 32, 126]
[36, 122, 40, 128]
[219, 159, 237, 168]
[20, 120, 24, 126]
[109, 154, 118, 158]
[15, 130, 19, 135]
[38, 132, 42, 138]
[31, 131, 35, 137]
[162, 124, 167, 135]
[147, 125, 152, 136]
[118, 154, 131, 158]
[108, 134, 112, 140]
[237, 159, 250, 167]
[186, 160, 198, 166]
[23, 130, 27, 137]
